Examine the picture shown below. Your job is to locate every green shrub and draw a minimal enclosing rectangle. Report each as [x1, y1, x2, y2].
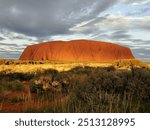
[30, 84, 43, 94]
[3, 73, 34, 81]
[0, 80, 23, 92]
[0, 95, 9, 102]
[11, 97, 23, 103]
[0, 64, 150, 112]
[66, 67, 150, 112]
[12, 80, 23, 91]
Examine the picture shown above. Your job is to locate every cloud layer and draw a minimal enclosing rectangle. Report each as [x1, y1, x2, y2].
[0, 0, 150, 61]
[0, 0, 118, 36]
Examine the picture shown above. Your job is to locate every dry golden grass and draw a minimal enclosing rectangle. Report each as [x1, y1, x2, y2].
[0, 62, 111, 74]
[112, 59, 148, 68]
[0, 59, 149, 74]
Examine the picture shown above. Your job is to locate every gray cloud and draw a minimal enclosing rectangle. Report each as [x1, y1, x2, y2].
[0, 42, 25, 53]
[109, 30, 131, 40]
[123, 0, 150, 5]
[0, 36, 5, 41]
[132, 48, 150, 61]
[0, 0, 118, 37]
[0, 43, 18, 46]
[0, 51, 21, 59]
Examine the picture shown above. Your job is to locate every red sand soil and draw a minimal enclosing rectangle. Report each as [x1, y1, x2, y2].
[0, 83, 31, 112]
[19, 40, 135, 62]
[0, 92, 23, 112]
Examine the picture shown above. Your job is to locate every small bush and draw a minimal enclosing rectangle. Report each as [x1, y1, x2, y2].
[30, 84, 43, 94]
[0, 80, 23, 92]
[11, 97, 23, 103]
[1, 73, 34, 81]
[12, 81, 24, 91]
[0, 95, 9, 102]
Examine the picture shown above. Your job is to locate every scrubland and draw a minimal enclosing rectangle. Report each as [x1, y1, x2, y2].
[0, 59, 149, 113]
[0, 59, 111, 73]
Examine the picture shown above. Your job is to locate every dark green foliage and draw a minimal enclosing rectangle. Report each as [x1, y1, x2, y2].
[0, 95, 9, 102]
[66, 67, 150, 112]
[0, 72, 34, 81]
[0, 59, 62, 65]
[11, 97, 23, 103]
[12, 81, 24, 91]
[0, 80, 23, 92]
[25, 66, 150, 113]
[30, 84, 43, 94]
[0, 65, 150, 112]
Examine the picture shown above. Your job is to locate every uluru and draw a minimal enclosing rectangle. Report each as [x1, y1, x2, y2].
[19, 40, 135, 62]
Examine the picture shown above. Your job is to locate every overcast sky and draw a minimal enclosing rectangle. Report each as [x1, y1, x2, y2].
[0, 0, 150, 61]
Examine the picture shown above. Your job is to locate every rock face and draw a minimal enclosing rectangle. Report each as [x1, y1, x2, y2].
[19, 40, 135, 62]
